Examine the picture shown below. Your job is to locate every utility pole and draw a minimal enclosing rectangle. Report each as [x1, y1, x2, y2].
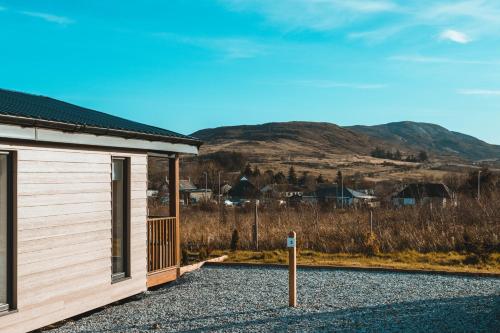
[370, 210, 373, 234]
[477, 170, 481, 201]
[253, 200, 259, 250]
[218, 171, 221, 205]
[204, 172, 208, 200]
[341, 172, 344, 209]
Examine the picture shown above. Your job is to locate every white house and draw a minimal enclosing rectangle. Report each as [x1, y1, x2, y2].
[0, 88, 201, 333]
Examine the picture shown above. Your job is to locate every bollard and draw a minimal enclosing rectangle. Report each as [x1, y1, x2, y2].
[287, 231, 297, 307]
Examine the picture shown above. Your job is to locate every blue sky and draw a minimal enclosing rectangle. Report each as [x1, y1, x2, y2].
[1, 1, 499, 144]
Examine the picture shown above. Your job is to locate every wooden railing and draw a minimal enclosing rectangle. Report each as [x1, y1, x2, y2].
[147, 217, 177, 273]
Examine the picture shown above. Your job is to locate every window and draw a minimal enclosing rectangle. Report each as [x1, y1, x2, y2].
[111, 158, 130, 281]
[0, 152, 14, 312]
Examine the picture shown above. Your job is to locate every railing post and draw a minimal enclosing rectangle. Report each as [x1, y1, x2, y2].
[169, 155, 180, 275]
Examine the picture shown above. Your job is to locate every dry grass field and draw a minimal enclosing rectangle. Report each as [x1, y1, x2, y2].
[181, 195, 500, 273]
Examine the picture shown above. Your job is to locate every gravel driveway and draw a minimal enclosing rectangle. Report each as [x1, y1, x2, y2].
[46, 266, 500, 332]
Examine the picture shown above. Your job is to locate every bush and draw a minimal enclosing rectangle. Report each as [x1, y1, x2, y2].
[364, 232, 380, 256]
[230, 229, 239, 251]
[198, 246, 208, 261]
[181, 248, 190, 266]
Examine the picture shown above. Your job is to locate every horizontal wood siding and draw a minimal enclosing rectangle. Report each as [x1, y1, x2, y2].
[0, 143, 148, 333]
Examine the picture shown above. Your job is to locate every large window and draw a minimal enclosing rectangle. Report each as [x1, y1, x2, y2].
[111, 158, 130, 281]
[0, 152, 14, 312]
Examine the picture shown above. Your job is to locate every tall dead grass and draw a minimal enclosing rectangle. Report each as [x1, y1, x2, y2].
[181, 194, 500, 255]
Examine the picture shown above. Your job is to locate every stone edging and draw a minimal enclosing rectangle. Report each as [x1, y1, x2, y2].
[205, 261, 500, 279]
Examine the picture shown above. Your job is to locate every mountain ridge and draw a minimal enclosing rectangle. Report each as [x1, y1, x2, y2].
[191, 121, 500, 162]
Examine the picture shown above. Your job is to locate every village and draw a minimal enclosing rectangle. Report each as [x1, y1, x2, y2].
[149, 163, 459, 210]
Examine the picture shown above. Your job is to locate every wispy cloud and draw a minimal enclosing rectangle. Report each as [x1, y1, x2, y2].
[291, 79, 387, 90]
[221, 0, 399, 32]
[0, 6, 6, 11]
[348, 24, 408, 42]
[389, 55, 500, 65]
[20, 11, 75, 25]
[154, 32, 266, 59]
[221, 0, 500, 43]
[439, 29, 471, 43]
[458, 89, 500, 96]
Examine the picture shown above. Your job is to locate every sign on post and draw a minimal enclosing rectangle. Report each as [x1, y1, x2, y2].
[288, 231, 297, 307]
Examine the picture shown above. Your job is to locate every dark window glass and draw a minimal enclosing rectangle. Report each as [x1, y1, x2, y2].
[112, 158, 129, 280]
[0, 153, 12, 311]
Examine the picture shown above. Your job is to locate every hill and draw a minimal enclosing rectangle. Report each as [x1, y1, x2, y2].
[190, 121, 500, 182]
[192, 121, 385, 156]
[347, 121, 500, 161]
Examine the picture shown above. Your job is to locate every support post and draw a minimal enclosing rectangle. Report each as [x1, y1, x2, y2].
[169, 155, 180, 276]
[288, 231, 297, 307]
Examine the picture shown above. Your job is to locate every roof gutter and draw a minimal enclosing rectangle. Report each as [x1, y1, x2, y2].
[0, 114, 203, 148]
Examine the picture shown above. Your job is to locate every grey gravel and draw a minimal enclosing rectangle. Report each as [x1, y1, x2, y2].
[45, 266, 500, 332]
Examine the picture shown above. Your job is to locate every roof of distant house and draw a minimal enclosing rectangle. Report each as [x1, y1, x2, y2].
[179, 179, 197, 191]
[0, 88, 201, 146]
[261, 184, 304, 193]
[395, 183, 451, 199]
[229, 177, 261, 198]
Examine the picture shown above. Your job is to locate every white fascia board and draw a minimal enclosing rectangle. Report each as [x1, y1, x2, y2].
[0, 124, 199, 154]
[0, 123, 36, 140]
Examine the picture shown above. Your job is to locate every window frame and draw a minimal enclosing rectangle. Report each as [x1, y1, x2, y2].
[111, 157, 131, 283]
[0, 151, 17, 313]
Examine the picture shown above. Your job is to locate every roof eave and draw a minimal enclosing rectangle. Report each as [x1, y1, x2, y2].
[0, 114, 203, 148]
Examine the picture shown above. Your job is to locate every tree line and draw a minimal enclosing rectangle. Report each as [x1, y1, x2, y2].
[371, 147, 428, 162]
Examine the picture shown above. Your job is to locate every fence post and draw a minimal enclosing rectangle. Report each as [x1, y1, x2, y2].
[288, 231, 297, 307]
[253, 200, 259, 251]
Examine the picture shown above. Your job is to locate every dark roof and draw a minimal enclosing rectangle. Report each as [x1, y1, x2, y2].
[0, 88, 201, 146]
[229, 177, 261, 199]
[395, 183, 451, 199]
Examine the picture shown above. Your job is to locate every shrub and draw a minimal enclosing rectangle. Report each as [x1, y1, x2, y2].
[230, 229, 239, 251]
[364, 232, 380, 256]
[181, 248, 189, 266]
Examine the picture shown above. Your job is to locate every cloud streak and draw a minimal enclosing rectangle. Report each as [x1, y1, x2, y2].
[291, 79, 387, 90]
[221, 0, 399, 32]
[458, 89, 500, 96]
[154, 32, 267, 59]
[20, 11, 75, 25]
[389, 55, 500, 65]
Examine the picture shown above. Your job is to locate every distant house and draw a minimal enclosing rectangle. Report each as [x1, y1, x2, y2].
[313, 184, 377, 207]
[261, 184, 304, 199]
[178, 179, 212, 204]
[228, 177, 261, 201]
[221, 184, 232, 196]
[392, 183, 452, 207]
